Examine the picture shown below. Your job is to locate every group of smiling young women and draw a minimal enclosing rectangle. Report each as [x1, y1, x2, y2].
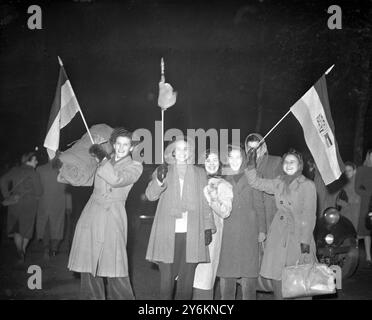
[145, 133, 317, 300]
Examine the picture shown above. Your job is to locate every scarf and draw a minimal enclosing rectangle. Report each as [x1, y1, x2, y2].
[280, 170, 302, 194]
[168, 164, 198, 218]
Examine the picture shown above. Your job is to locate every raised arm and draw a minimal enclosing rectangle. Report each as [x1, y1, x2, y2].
[97, 159, 143, 188]
[299, 180, 317, 245]
[245, 168, 278, 195]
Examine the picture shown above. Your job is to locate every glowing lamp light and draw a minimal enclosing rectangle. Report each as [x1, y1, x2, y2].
[325, 234, 334, 245]
[324, 208, 340, 225]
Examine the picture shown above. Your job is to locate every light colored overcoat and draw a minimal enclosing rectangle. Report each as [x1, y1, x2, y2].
[67, 156, 143, 277]
[246, 169, 317, 280]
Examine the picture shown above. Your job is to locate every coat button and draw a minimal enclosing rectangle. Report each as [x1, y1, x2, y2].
[280, 216, 284, 220]
[280, 200, 283, 204]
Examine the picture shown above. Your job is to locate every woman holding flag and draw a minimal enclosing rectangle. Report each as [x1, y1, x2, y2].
[67, 128, 143, 300]
[245, 148, 317, 299]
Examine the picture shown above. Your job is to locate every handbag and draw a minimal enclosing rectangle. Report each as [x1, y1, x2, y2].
[282, 262, 336, 298]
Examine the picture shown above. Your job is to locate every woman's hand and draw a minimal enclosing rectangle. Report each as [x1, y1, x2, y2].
[258, 232, 266, 243]
[89, 144, 110, 163]
[156, 164, 168, 183]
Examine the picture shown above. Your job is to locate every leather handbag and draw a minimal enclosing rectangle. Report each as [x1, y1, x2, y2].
[282, 262, 336, 298]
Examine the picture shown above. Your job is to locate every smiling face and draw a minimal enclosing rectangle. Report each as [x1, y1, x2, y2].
[174, 140, 190, 164]
[228, 149, 243, 172]
[113, 136, 133, 160]
[205, 153, 219, 175]
[283, 154, 300, 176]
[345, 165, 356, 179]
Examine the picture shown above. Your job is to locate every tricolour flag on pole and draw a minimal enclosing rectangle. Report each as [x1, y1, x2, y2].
[44, 57, 80, 159]
[290, 67, 344, 185]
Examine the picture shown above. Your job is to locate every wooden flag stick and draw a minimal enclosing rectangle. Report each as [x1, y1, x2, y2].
[161, 108, 165, 163]
[258, 109, 292, 148]
[160, 57, 165, 163]
[58, 56, 94, 145]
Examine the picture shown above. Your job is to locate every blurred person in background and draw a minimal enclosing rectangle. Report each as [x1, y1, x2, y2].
[0, 151, 42, 264]
[36, 155, 72, 259]
[335, 161, 361, 231]
[355, 149, 372, 268]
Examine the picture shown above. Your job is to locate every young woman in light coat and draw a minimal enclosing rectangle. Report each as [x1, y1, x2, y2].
[145, 138, 216, 300]
[67, 128, 143, 300]
[193, 150, 233, 300]
[245, 148, 317, 300]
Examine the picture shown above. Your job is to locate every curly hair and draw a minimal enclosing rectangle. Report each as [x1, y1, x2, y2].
[109, 127, 133, 146]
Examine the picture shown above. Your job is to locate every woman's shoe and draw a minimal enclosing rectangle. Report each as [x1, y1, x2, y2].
[366, 260, 372, 268]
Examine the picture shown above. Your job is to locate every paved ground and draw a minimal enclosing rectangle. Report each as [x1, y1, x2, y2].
[1, 216, 372, 300]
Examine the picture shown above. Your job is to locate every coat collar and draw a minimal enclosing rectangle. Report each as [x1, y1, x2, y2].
[110, 154, 132, 166]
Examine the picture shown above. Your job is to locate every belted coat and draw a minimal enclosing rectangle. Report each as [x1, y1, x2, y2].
[67, 155, 143, 277]
[245, 169, 317, 280]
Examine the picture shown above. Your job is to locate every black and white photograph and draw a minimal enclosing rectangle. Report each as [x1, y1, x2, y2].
[0, 0, 371, 305]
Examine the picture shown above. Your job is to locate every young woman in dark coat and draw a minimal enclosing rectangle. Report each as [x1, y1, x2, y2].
[217, 145, 265, 300]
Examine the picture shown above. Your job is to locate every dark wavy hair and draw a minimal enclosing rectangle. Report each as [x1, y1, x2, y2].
[21, 152, 36, 164]
[109, 127, 133, 146]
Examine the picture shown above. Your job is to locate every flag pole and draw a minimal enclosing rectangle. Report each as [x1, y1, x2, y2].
[58, 56, 94, 145]
[258, 110, 292, 147]
[160, 57, 165, 164]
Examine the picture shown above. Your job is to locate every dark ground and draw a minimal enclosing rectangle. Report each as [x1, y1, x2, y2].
[0, 210, 372, 300]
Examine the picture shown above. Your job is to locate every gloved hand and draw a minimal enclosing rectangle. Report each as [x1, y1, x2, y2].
[156, 164, 168, 183]
[258, 232, 266, 243]
[246, 148, 257, 168]
[51, 152, 63, 170]
[205, 229, 212, 246]
[300, 243, 310, 254]
[89, 144, 110, 163]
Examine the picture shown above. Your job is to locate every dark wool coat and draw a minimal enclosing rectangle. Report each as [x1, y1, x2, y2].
[217, 172, 265, 278]
[0, 165, 43, 238]
[36, 162, 71, 240]
[256, 154, 282, 232]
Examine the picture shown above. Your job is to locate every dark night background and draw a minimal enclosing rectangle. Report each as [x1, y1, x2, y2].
[0, 0, 371, 166]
